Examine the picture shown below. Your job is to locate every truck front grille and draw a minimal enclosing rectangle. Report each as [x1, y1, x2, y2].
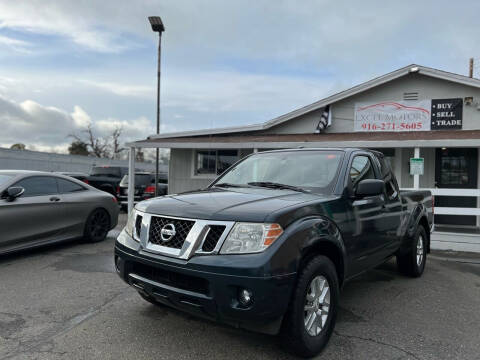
[149, 216, 195, 249]
[201, 225, 226, 252]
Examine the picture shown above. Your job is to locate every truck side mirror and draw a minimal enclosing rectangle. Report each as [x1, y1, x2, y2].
[355, 179, 385, 198]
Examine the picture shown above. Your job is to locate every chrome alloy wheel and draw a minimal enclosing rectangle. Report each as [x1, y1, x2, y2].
[417, 234, 424, 267]
[304, 275, 330, 336]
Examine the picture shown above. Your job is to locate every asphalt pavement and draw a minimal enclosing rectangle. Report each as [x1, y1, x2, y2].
[1, 214, 479, 360]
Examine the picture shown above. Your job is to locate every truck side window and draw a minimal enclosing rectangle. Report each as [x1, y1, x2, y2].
[378, 156, 398, 200]
[350, 156, 375, 188]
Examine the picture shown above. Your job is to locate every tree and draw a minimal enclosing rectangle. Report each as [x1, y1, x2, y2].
[10, 143, 26, 150]
[68, 140, 90, 156]
[135, 148, 145, 162]
[69, 125, 110, 158]
[111, 126, 124, 159]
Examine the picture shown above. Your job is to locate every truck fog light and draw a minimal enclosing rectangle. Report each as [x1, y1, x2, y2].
[238, 288, 253, 306]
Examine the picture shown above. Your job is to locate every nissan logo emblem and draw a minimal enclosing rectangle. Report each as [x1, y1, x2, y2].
[160, 223, 176, 242]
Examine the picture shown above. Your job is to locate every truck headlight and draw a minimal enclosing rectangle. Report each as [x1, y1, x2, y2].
[124, 209, 137, 238]
[220, 223, 283, 254]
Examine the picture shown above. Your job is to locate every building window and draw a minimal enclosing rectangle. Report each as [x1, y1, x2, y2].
[194, 150, 238, 176]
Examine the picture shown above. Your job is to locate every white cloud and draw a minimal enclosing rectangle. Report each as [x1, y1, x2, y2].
[162, 70, 333, 117]
[79, 80, 154, 98]
[0, 34, 31, 53]
[95, 116, 154, 138]
[71, 105, 91, 128]
[0, 94, 154, 153]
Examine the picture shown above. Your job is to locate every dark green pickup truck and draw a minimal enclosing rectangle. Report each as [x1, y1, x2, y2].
[115, 148, 433, 357]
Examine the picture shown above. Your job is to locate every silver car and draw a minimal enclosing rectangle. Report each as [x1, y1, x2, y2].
[0, 170, 119, 255]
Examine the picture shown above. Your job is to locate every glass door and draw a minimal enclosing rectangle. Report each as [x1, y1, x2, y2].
[435, 148, 478, 226]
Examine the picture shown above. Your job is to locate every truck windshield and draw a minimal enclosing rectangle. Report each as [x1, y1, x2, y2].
[214, 150, 344, 194]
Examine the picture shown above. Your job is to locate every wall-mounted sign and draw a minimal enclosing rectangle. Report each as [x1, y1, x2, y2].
[354, 100, 431, 132]
[431, 98, 463, 130]
[410, 157, 424, 175]
[354, 98, 463, 132]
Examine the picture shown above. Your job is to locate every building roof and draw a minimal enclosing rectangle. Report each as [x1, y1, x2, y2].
[132, 129, 480, 149]
[139, 64, 480, 143]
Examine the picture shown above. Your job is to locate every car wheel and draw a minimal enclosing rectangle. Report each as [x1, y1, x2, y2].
[397, 225, 427, 277]
[84, 208, 111, 243]
[281, 255, 339, 358]
[138, 291, 164, 307]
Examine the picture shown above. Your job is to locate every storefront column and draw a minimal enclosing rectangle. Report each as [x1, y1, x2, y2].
[413, 147, 420, 189]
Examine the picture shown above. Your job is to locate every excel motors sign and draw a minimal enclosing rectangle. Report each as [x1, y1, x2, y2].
[354, 98, 463, 132]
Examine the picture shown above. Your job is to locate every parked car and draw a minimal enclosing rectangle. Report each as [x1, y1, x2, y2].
[0, 170, 119, 255]
[87, 166, 128, 196]
[114, 148, 433, 357]
[57, 172, 89, 184]
[117, 172, 168, 211]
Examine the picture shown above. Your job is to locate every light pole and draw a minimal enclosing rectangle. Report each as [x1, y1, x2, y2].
[148, 16, 165, 197]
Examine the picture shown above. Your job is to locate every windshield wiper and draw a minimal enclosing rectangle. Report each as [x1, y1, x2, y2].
[247, 181, 310, 193]
[213, 182, 247, 188]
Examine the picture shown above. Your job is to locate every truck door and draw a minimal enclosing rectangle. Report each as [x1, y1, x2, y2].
[345, 154, 394, 274]
[377, 156, 403, 256]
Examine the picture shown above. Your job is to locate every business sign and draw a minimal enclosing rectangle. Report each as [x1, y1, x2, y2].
[354, 100, 431, 132]
[431, 98, 463, 130]
[354, 98, 463, 132]
[410, 158, 424, 175]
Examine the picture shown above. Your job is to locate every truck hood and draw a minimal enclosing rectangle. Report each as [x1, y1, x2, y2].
[135, 187, 337, 222]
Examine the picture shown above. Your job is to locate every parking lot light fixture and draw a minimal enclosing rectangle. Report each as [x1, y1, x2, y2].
[148, 16, 165, 32]
[148, 16, 165, 197]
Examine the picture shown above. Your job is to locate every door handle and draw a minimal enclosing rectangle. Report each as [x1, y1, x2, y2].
[49, 196, 60, 202]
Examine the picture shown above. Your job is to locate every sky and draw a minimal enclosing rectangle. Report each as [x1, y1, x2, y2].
[0, 0, 479, 153]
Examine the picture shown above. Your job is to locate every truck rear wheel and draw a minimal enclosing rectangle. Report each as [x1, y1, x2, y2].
[281, 255, 339, 358]
[397, 226, 427, 277]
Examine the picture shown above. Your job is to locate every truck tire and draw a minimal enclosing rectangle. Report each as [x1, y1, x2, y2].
[397, 225, 427, 277]
[281, 255, 339, 358]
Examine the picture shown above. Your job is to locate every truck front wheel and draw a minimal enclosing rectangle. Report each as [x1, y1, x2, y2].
[281, 255, 339, 358]
[397, 226, 427, 277]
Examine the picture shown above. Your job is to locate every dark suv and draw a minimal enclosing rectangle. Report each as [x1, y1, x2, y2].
[117, 172, 168, 211]
[87, 166, 128, 196]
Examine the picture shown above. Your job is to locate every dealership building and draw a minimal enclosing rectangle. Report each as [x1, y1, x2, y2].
[129, 64, 480, 252]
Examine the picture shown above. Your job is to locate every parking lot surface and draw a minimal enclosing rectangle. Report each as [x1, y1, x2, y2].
[1, 214, 479, 360]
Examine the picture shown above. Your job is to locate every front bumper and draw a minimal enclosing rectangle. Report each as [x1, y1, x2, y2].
[115, 230, 296, 334]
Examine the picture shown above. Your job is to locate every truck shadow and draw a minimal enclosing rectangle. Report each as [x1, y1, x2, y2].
[130, 258, 407, 359]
